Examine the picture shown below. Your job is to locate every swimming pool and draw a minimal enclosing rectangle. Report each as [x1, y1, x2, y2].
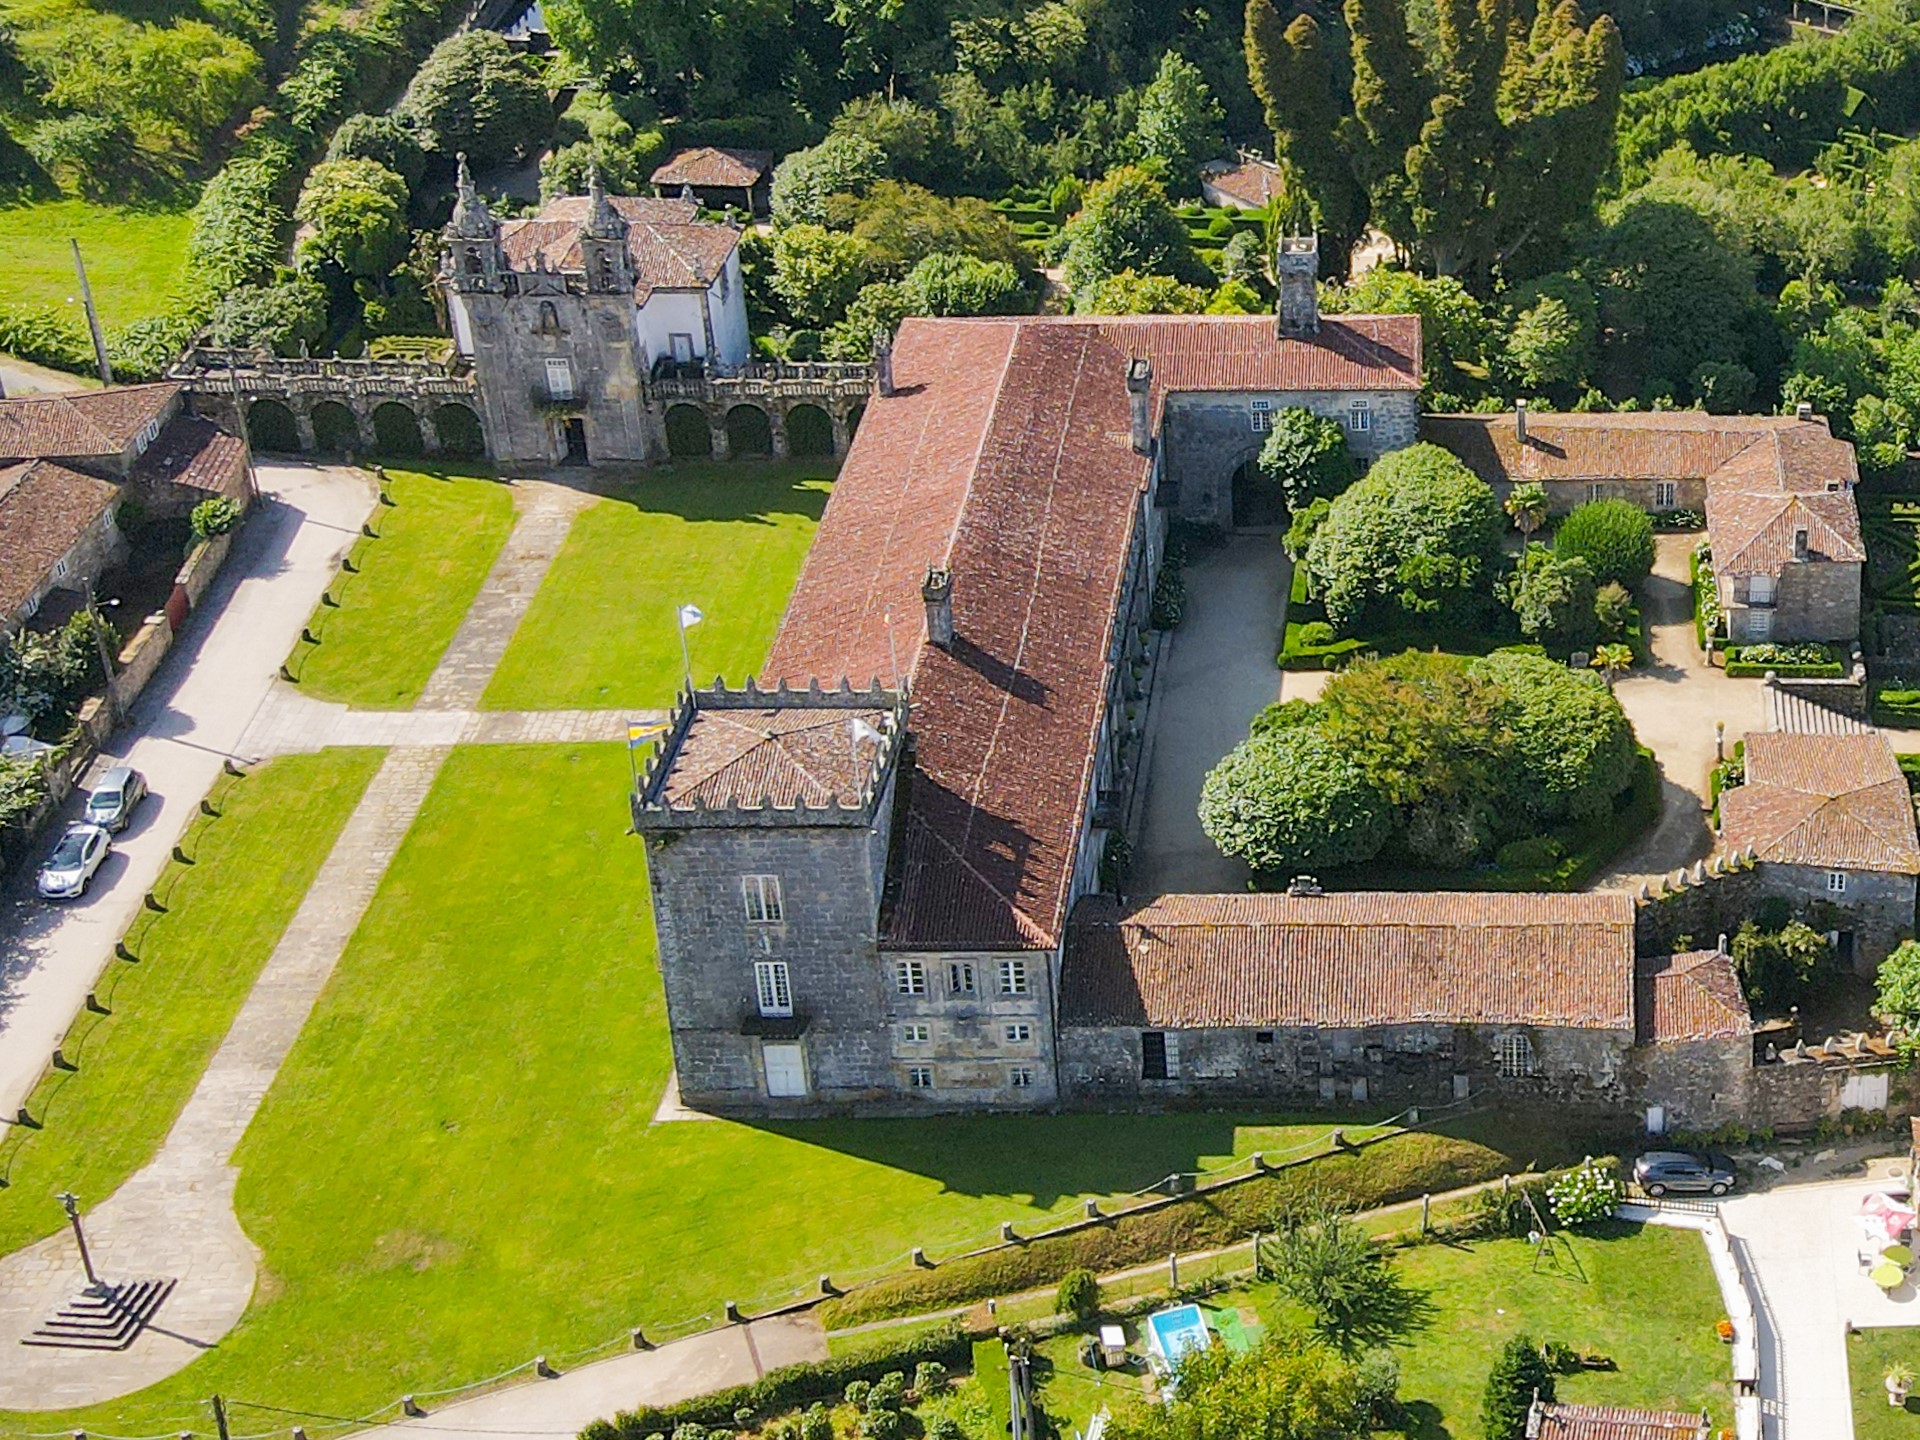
[1145, 1303, 1211, 1369]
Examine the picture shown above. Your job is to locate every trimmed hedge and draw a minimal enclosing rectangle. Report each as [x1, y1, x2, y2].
[1723, 660, 1847, 679]
[1874, 686, 1920, 727]
[581, 1322, 973, 1440]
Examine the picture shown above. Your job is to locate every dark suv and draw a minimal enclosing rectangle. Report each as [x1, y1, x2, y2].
[1633, 1150, 1737, 1198]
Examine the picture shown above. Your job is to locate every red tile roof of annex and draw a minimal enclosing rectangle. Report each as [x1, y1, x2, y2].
[762, 313, 1420, 952]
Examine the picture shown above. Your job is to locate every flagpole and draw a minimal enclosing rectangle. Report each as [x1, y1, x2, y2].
[626, 724, 640, 794]
[677, 610, 692, 694]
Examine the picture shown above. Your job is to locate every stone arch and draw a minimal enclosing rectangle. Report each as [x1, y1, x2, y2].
[726, 404, 773, 458]
[248, 398, 299, 453]
[372, 402, 425, 458]
[846, 402, 866, 443]
[310, 400, 362, 454]
[1230, 455, 1284, 530]
[786, 403, 834, 458]
[665, 404, 712, 459]
[432, 402, 486, 459]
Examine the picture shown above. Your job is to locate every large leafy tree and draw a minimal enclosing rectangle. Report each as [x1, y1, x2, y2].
[1472, 648, 1635, 822]
[1503, 544, 1599, 653]
[1059, 165, 1198, 295]
[1244, 2, 1368, 274]
[398, 31, 551, 166]
[294, 158, 411, 284]
[1135, 52, 1223, 185]
[1256, 408, 1354, 513]
[1198, 726, 1393, 876]
[770, 225, 872, 329]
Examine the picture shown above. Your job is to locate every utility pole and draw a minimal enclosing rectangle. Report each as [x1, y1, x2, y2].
[210, 1395, 230, 1440]
[70, 239, 112, 386]
[82, 581, 116, 687]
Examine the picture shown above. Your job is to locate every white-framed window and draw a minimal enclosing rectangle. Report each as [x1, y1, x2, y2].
[1009, 1066, 1035, 1089]
[1828, 870, 1849, 893]
[901, 1022, 930, 1044]
[1749, 573, 1775, 605]
[907, 1065, 934, 1089]
[753, 961, 792, 1017]
[1250, 398, 1273, 433]
[51, 556, 69, 581]
[1585, 482, 1604, 504]
[895, 959, 927, 996]
[544, 356, 574, 400]
[1005, 1023, 1032, 1044]
[135, 416, 160, 454]
[998, 959, 1029, 995]
[948, 961, 975, 995]
[1655, 481, 1677, 508]
[1497, 1032, 1537, 1079]
[742, 875, 783, 923]
[1347, 401, 1372, 433]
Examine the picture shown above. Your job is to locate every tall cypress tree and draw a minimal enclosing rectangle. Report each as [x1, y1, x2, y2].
[1343, 0, 1430, 242]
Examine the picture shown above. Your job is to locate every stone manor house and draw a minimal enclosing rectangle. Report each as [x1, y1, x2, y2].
[631, 239, 1897, 1127]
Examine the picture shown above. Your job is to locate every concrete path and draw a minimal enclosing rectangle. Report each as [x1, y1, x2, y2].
[1598, 532, 1767, 889]
[1721, 1174, 1920, 1439]
[1132, 533, 1290, 896]
[419, 482, 599, 710]
[347, 1316, 827, 1440]
[0, 353, 96, 397]
[239, 686, 656, 758]
[0, 463, 378, 1124]
[0, 746, 450, 1409]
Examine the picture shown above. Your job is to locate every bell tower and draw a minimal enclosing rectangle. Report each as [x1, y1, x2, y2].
[444, 153, 505, 294]
[579, 164, 633, 295]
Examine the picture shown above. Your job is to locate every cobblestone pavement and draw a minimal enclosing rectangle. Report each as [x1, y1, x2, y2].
[0, 746, 450, 1409]
[0, 476, 619, 1408]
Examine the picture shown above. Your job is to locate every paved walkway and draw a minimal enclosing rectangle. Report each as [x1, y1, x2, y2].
[1598, 532, 1767, 889]
[0, 463, 378, 1123]
[0, 476, 606, 1407]
[0, 352, 95, 397]
[1132, 532, 1290, 896]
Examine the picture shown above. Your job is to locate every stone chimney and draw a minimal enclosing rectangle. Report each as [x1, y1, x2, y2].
[1794, 527, 1809, 562]
[1127, 357, 1152, 455]
[922, 566, 953, 649]
[1516, 399, 1529, 445]
[1275, 234, 1320, 338]
[874, 328, 895, 398]
[1796, 400, 1815, 422]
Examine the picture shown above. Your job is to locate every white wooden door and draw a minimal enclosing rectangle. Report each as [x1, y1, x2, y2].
[763, 1042, 808, 1097]
[1841, 1070, 1889, 1111]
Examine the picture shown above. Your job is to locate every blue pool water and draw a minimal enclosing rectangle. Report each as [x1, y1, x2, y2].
[1145, 1303, 1210, 1366]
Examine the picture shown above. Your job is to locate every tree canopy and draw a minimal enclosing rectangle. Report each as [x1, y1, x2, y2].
[1060, 165, 1199, 296]
[397, 31, 551, 166]
[1256, 408, 1354, 513]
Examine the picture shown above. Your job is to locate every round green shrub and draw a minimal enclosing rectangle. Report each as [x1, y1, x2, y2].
[191, 496, 244, 540]
[1553, 499, 1655, 588]
[1298, 620, 1336, 648]
[1055, 1266, 1100, 1319]
[1471, 649, 1636, 823]
[1198, 725, 1392, 874]
[1547, 1159, 1622, 1227]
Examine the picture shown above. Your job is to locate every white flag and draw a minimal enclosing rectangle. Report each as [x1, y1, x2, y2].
[851, 716, 884, 746]
[677, 603, 704, 629]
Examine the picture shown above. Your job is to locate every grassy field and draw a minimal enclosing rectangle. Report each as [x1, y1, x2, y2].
[0, 199, 194, 333]
[1850, 1327, 1920, 1437]
[0, 750, 383, 1257]
[5, 742, 1565, 1435]
[284, 468, 515, 708]
[1384, 1220, 1732, 1433]
[482, 461, 833, 711]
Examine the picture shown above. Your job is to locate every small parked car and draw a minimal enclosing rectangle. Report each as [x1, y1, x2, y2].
[83, 765, 147, 833]
[1633, 1150, 1738, 1198]
[36, 824, 112, 900]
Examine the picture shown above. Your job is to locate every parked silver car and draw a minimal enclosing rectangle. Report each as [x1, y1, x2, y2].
[1633, 1150, 1738, 1198]
[83, 765, 147, 833]
[36, 824, 111, 900]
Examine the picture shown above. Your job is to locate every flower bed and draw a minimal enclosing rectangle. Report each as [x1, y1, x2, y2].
[1722, 641, 1846, 679]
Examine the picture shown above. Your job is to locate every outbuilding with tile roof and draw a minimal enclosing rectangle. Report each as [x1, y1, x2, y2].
[651, 146, 773, 214]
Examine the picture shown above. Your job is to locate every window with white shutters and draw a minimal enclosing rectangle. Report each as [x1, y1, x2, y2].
[753, 961, 792, 1017]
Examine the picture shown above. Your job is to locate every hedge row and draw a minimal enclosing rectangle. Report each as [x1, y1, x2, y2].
[0, 0, 467, 380]
[1723, 660, 1847, 679]
[581, 1322, 973, 1440]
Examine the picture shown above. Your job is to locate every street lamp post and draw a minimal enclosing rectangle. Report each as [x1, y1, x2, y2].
[57, 1191, 101, 1292]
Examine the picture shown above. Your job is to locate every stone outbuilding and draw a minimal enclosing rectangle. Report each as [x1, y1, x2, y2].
[650, 146, 773, 214]
[1631, 948, 1755, 1135]
[1055, 890, 1641, 1110]
[1426, 407, 1864, 644]
[1719, 730, 1920, 971]
[1199, 151, 1283, 210]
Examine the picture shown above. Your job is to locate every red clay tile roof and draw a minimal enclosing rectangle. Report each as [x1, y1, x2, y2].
[1529, 1402, 1709, 1440]
[132, 414, 247, 496]
[763, 312, 1420, 951]
[1202, 156, 1283, 207]
[1635, 951, 1752, 1044]
[0, 383, 178, 464]
[1720, 731, 1920, 872]
[0, 459, 118, 618]
[1058, 891, 1638, 1030]
[1424, 410, 1864, 575]
[499, 196, 739, 304]
[651, 146, 772, 189]
[658, 705, 894, 809]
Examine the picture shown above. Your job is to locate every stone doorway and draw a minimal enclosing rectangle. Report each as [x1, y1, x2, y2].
[562, 417, 588, 465]
[1230, 457, 1284, 530]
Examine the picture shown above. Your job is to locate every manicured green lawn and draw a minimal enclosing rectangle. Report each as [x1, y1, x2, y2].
[0, 199, 194, 333]
[7, 743, 1550, 1435]
[482, 461, 832, 710]
[1384, 1220, 1731, 1433]
[0, 750, 383, 1257]
[285, 467, 515, 708]
[1849, 1327, 1920, 1437]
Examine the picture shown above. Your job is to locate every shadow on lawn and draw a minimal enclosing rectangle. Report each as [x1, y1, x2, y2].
[602, 464, 835, 527]
[739, 1111, 1318, 1207]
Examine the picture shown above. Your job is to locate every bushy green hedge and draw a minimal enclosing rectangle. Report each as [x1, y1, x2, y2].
[1874, 685, 1920, 726]
[581, 1323, 973, 1440]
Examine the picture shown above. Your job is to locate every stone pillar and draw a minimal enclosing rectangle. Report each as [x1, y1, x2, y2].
[831, 408, 849, 457]
[293, 402, 317, 453]
[710, 416, 731, 460]
[770, 406, 791, 459]
[419, 400, 443, 457]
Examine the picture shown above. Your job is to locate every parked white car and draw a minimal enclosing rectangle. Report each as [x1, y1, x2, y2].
[36, 824, 111, 900]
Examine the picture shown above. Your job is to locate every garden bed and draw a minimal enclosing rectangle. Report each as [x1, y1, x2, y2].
[1874, 684, 1920, 727]
[1722, 642, 1846, 679]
